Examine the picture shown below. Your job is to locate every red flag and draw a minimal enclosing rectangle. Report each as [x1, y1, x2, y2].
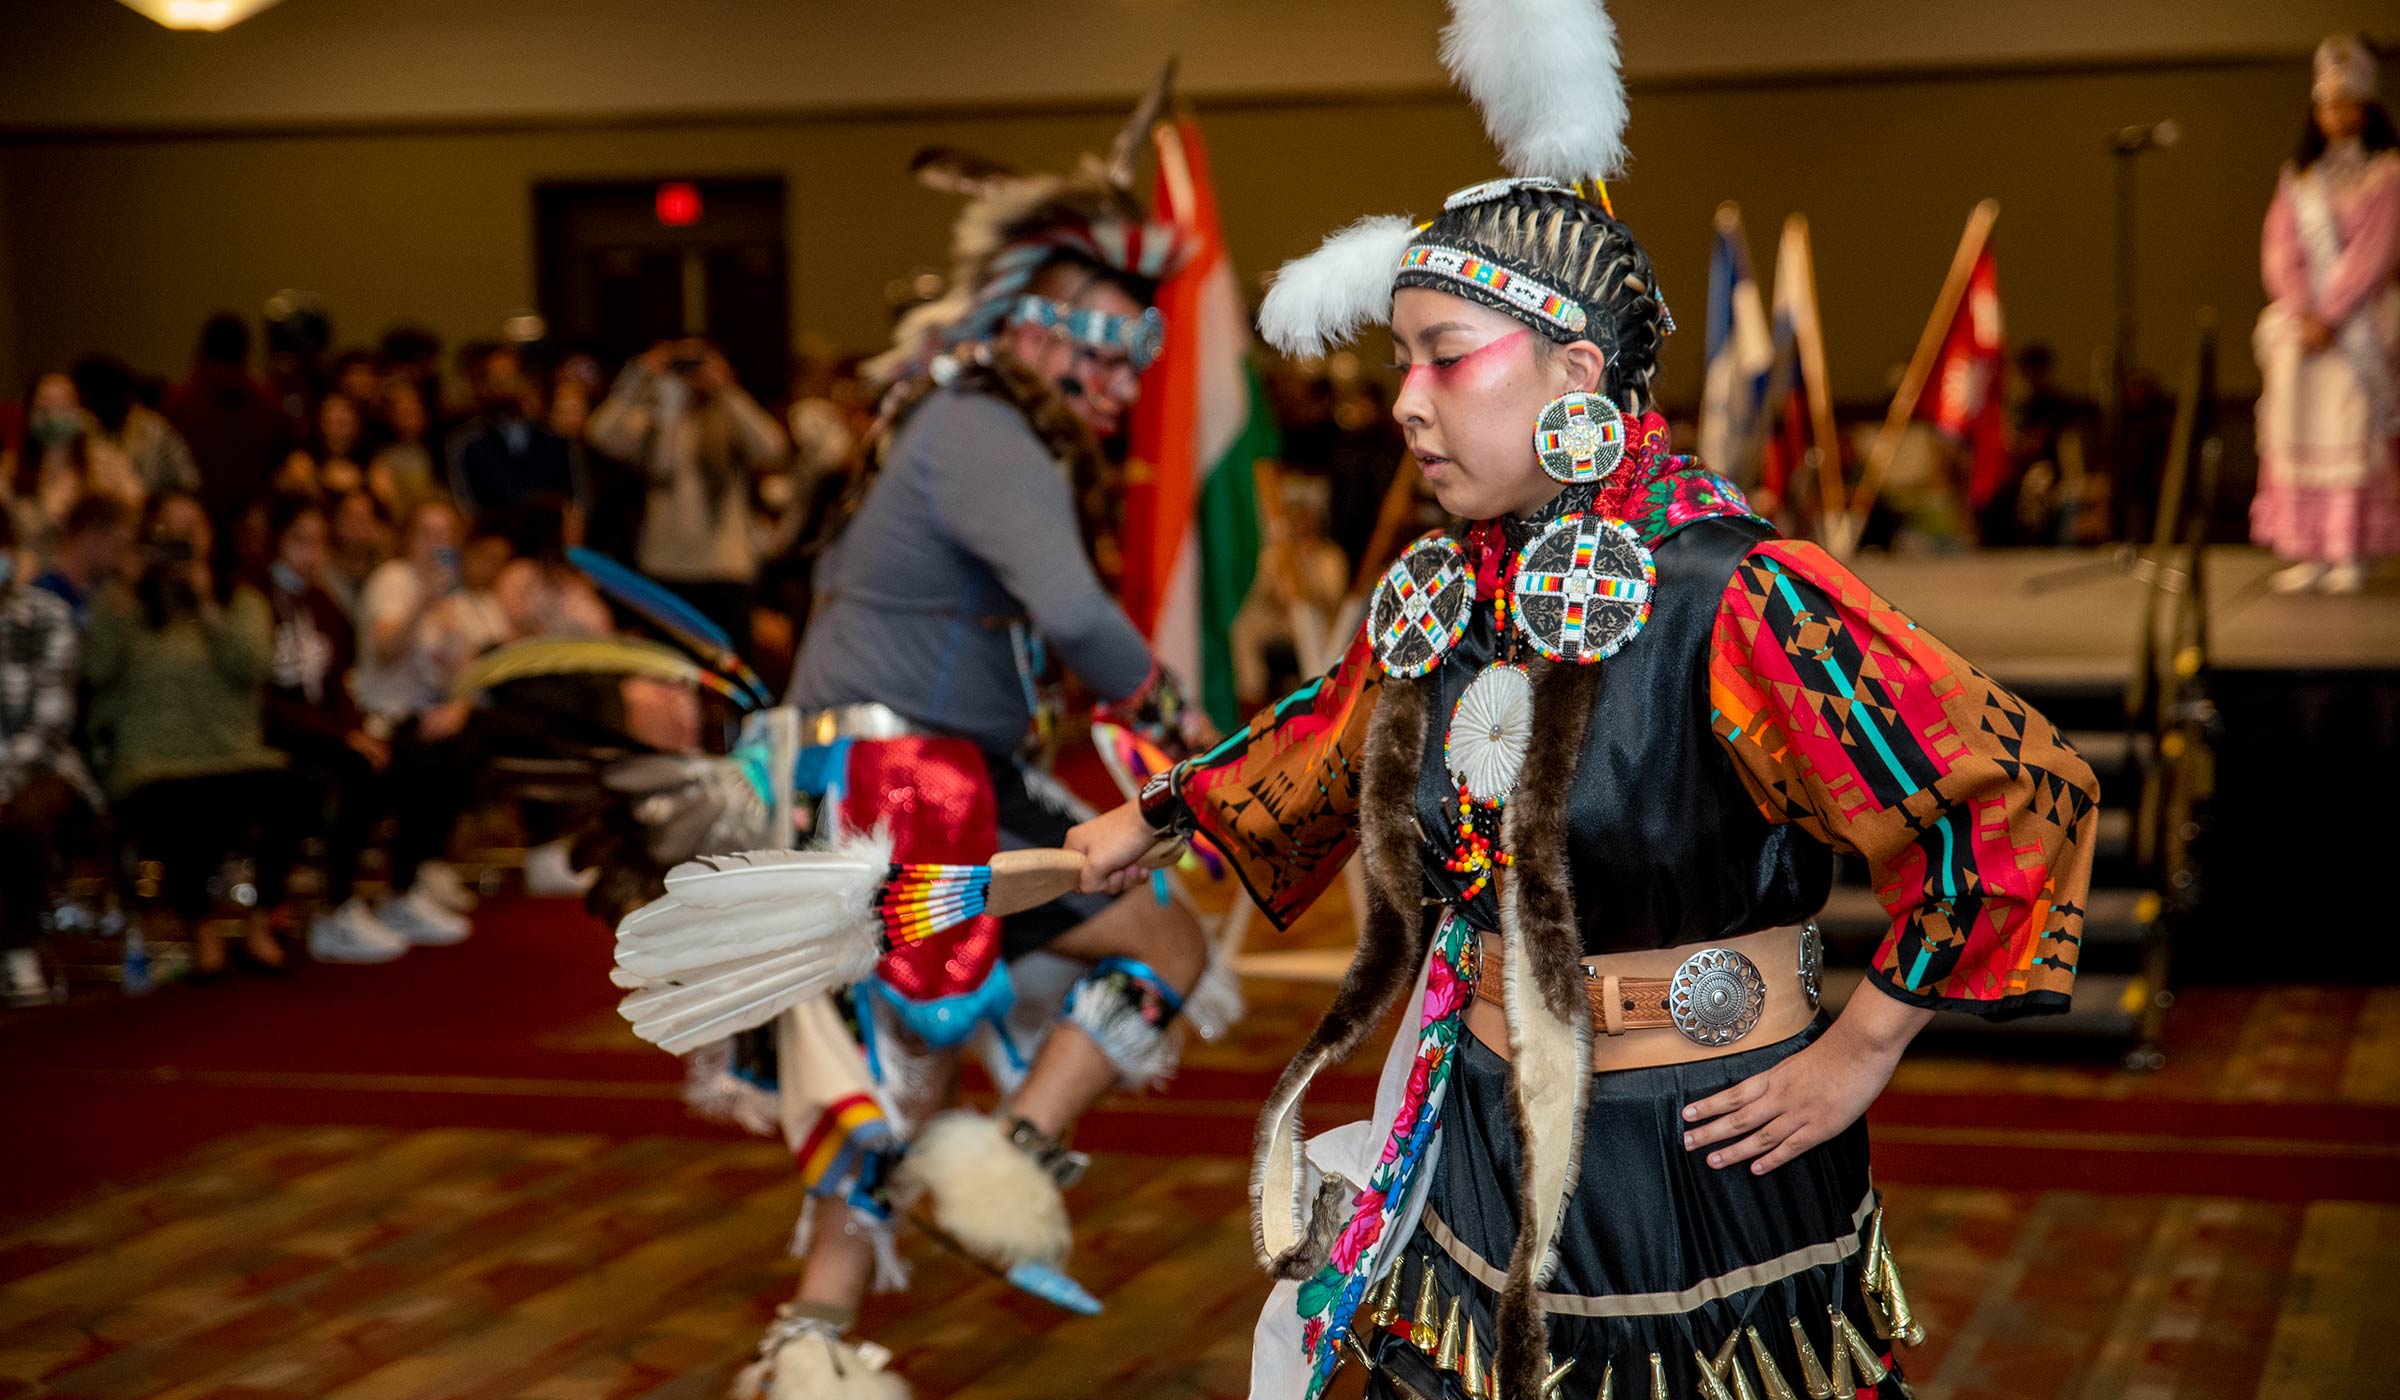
[1917, 247, 2008, 509]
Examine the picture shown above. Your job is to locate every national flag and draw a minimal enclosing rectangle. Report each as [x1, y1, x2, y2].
[1123, 114, 1271, 732]
[1916, 246, 2008, 509]
[1759, 214, 1836, 513]
[1698, 205, 1774, 481]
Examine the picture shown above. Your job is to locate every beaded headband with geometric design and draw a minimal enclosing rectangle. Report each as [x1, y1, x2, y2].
[1394, 243, 1589, 338]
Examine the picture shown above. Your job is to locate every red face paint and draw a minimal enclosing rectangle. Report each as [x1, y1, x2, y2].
[1399, 328, 1530, 391]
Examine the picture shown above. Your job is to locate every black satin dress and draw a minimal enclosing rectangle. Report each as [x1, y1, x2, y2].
[1364, 516, 1907, 1400]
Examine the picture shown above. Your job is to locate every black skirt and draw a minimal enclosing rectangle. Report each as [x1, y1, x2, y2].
[1364, 1021, 1914, 1400]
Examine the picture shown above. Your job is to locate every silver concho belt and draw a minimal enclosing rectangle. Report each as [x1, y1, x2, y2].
[1666, 921, 1825, 1047]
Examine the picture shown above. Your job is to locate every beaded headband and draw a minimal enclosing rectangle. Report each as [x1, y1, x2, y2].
[1008, 295, 1168, 371]
[1394, 242, 1589, 339]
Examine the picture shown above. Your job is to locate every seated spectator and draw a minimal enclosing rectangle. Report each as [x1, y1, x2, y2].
[33, 493, 138, 629]
[6, 372, 142, 561]
[0, 508, 103, 1007]
[447, 345, 587, 519]
[492, 495, 611, 641]
[369, 379, 441, 519]
[72, 355, 200, 500]
[352, 499, 482, 921]
[279, 392, 371, 500]
[586, 340, 787, 657]
[327, 349, 385, 437]
[163, 313, 288, 526]
[84, 491, 295, 977]
[259, 495, 461, 960]
[326, 490, 392, 618]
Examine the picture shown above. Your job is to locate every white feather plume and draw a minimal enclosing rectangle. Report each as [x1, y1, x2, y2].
[1440, 0, 1629, 182]
[610, 832, 894, 1054]
[1257, 215, 1417, 358]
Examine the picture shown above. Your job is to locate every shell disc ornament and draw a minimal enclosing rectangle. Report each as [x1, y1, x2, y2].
[1445, 663, 1535, 804]
[1369, 534, 1473, 678]
[1533, 392, 1625, 484]
[1509, 514, 1655, 665]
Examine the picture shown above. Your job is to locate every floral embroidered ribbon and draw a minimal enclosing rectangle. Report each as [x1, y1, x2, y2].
[1295, 910, 1478, 1396]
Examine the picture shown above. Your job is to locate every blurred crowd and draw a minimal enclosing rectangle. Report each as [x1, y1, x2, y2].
[0, 312, 878, 1007]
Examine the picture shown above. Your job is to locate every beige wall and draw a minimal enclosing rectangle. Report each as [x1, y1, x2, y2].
[0, 51, 2313, 408]
[0, 0, 2382, 127]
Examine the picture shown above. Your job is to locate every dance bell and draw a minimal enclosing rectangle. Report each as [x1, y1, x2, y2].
[1745, 1326, 1801, 1400]
[1787, 1317, 1837, 1399]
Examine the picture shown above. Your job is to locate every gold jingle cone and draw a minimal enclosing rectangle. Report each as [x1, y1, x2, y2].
[1836, 1313, 1893, 1385]
[1788, 1317, 1837, 1399]
[1826, 1308, 1854, 1395]
[1435, 1297, 1464, 1373]
[1370, 1261, 1406, 1333]
[1409, 1266, 1441, 1352]
[1543, 1358, 1578, 1399]
[1461, 1315, 1490, 1399]
[1745, 1326, 1801, 1400]
[1648, 1351, 1671, 1400]
[1694, 1348, 1736, 1400]
[1878, 1248, 1927, 1349]
[1597, 1358, 1615, 1400]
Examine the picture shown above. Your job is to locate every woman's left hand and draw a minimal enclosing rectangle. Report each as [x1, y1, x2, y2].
[1680, 984, 1933, 1175]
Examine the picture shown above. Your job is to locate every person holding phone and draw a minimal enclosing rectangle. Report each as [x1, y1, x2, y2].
[585, 339, 788, 659]
[85, 490, 296, 977]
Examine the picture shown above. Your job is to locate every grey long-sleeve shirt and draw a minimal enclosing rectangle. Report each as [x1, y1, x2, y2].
[788, 386, 1154, 755]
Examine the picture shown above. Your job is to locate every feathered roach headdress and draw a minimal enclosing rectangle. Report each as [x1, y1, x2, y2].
[1258, 0, 1676, 411]
[867, 62, 1195, 385]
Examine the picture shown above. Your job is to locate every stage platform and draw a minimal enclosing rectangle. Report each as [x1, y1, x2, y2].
[1849, 546, 2400, 688]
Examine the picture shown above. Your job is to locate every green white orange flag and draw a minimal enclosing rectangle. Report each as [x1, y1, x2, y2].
[1123, 113, 1271, 732]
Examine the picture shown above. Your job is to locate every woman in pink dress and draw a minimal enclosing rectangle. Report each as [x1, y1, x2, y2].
[2255, 34, 2400, 594]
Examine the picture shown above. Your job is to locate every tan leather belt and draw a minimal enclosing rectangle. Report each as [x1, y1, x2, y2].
[1464, 923, 1822, 1072]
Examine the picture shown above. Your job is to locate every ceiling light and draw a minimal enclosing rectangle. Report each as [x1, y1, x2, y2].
[115, 0, 287, 33]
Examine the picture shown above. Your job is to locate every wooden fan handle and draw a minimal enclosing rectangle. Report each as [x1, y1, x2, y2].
[985, 842, 1186, 919]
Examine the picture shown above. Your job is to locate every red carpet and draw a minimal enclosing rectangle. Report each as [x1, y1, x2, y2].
[6, 893, 2397, 1233]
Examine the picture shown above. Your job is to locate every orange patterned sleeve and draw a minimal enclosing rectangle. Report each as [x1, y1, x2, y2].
[1169, 627, 1384, 930]
[1708, 540, 2099, 1018]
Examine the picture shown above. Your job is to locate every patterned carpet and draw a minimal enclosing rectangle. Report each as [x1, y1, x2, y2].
[2, 893, 2395, 1400]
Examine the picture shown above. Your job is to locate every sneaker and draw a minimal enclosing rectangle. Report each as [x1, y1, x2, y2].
[414, 860, 479, 913]
[522, 839, 597, 898]
[379, 887, 472, 947]
[307, 898, 411, 964]
[4, 948, 52, 1008]
[2322, 562, 2366, 594]
[2269, 560, 2329, 594]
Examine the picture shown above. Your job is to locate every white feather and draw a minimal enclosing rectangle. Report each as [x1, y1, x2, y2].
[1257, 215, 1417, 358]
[609, 833, 896, 1052]
[1440, 0, 1629, 181]
[621, 944, 876, 1054]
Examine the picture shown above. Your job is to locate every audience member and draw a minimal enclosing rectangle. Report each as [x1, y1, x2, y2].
[84, 491, 294, 977]
[326, 490, 393, 618]
[163, 314, 288, 525]
[281, 392, 372, 499]
[0, 508, 102, 1007]
[71, 354, 200, 499]
[369, 379, 441, 518]
[586, 339, 787, 656]
[447, 345, 586, 519]
[5, 372, 143, 560]
[32, 493, 138, 628]
[259, 495, 455, 963]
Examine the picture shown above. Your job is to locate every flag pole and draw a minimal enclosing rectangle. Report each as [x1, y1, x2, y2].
[1832, 199, 2000, 555]
[1784, 215, 1845, 534]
